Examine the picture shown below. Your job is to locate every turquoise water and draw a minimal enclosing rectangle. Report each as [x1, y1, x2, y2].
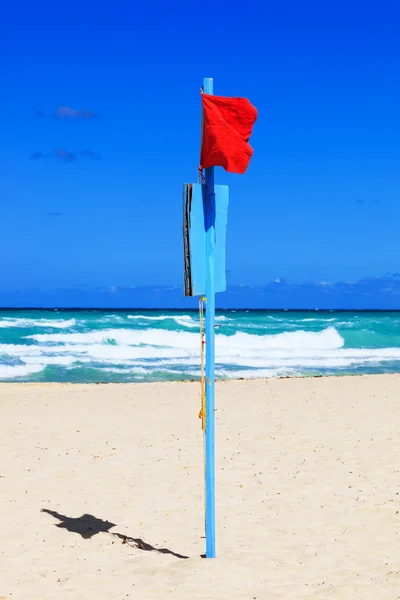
[1, 309, 400, 382]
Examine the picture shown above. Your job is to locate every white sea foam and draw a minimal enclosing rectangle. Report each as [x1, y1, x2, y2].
[27, 326, 344, 350]
[22, 355, 82, 366]
[299, 317, 335, 323]
[215, 368, 293, 379]
[0, 363, 44, 378]
[27, 328, 199, 347]
[17, 326, 400, 371]
[173, 316, 198, 328]
[2, 324, 400, 380]
[0, 318, 76, 329]
[127, 315, 171, 320]
[101, 366, 149, 374]
[127, 314, 198, 327]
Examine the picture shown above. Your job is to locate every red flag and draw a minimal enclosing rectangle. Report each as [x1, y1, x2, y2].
[200, 94, 257, 174]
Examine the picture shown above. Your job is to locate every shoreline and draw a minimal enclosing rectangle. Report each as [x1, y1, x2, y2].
[1, 371, 400, 386]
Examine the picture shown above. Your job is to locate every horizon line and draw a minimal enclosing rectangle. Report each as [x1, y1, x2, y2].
[1, 307, 399, 312]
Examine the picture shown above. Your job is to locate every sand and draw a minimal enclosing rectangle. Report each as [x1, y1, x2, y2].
[1, 375, 400, 599]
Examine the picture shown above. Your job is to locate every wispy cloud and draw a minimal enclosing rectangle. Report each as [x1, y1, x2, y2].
[55, 148, 77, 162]
[356, 199, 381, 205]
[48, 212, 64, 217]
[29, 149, 101, 163]
[80, 149, 100, 160]
[54, 106, 100, 119]
[30, 151, 45, 160]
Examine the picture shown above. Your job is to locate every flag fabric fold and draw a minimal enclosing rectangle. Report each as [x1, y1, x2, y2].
[200, 94, 257, 174]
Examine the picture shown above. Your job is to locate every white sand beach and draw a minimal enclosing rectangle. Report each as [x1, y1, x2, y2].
[1, 375, 400, 599]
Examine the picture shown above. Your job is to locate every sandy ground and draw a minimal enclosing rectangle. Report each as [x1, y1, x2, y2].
[1, 375, 400, 599]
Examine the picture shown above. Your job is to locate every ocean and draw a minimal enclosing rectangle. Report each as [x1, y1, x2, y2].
[1, 309, 400, 382]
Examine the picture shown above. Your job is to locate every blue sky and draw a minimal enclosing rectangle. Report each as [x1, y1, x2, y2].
[1, 0, 400, 308]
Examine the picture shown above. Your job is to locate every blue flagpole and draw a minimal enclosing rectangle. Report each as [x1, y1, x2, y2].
[203, 76, 216, 558]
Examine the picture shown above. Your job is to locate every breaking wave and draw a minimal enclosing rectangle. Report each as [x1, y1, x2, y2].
[2, 310, 400, 381]
[127, 314, 198, 328]
[1, 326, 399, 380]
[0, 318, 76, 329]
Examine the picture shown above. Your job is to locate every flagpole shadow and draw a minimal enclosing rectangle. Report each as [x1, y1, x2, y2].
[41, 509, 189, 559]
